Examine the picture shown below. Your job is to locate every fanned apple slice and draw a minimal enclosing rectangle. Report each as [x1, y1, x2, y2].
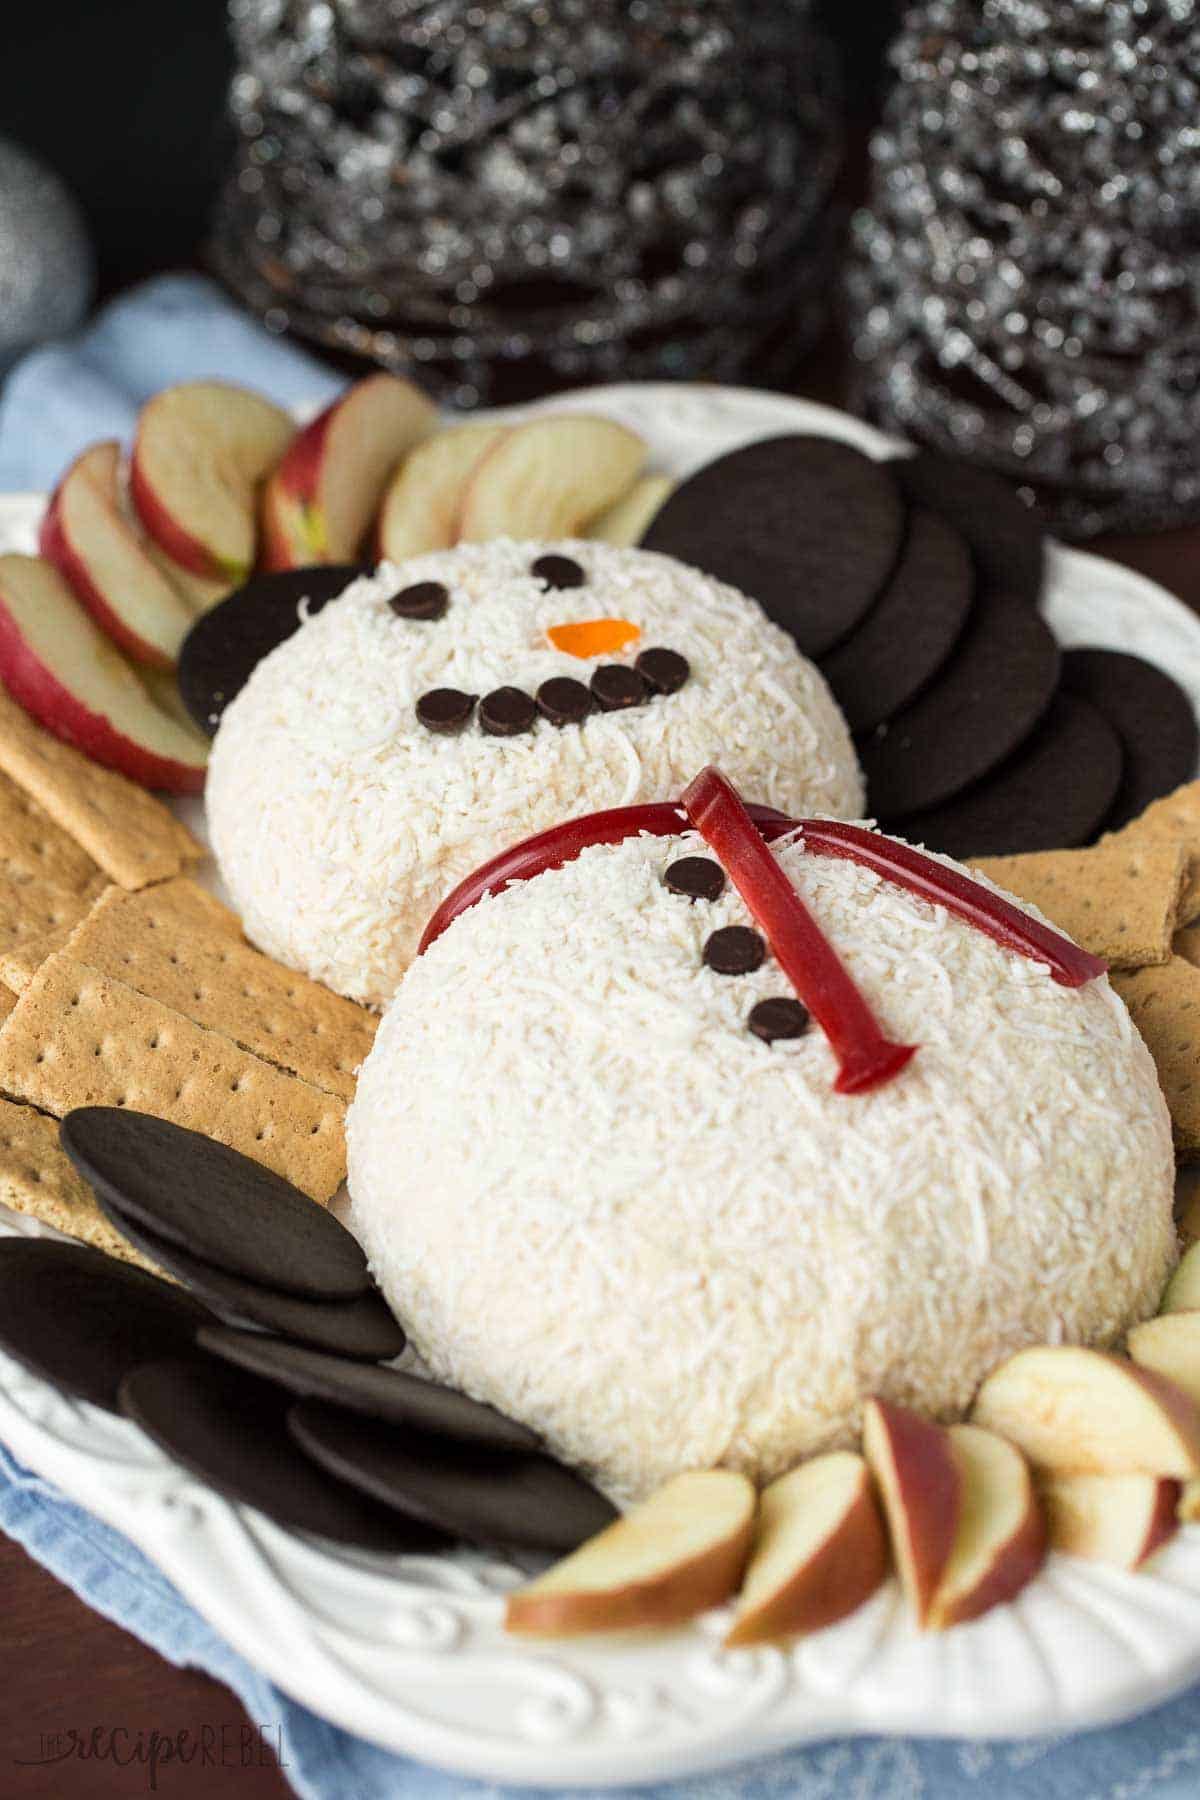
[261, 373, 437, 570]
[926, 1425, 1045, 1629]
[40, 442, 195, 669]
[724, 1452, 888, 1647]
[376, 422, 508, 561]
[505, 1470, 755, 1638]
[457, 415, 646, 542]
[1161, 1240, 1200, 1314]
[131, 381, 295, 583]
[862, 1398, 962, 1627]
[0, 556, 209, 794]
[1180, 1481, 1200, 1522]
[1129, 1312, 1200, 1408]
[143, 540, 231, 613]
[1040, 1472, 1181, 1569]
[587, 473, 675, 546]
[972, 1346, 1200, 1477]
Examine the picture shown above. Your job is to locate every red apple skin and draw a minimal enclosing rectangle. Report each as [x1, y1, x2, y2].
[129, 448, 242, 585]
[865, 1399, 963, 1627]
[931, 1507, 1046, 1631]
[39, 477, 174, 673]
[259, 408, 334, 571]
[0, 598, 205, 795]
[724, 1476, 889, 1647]
[1144, 1482, 1183, 1566]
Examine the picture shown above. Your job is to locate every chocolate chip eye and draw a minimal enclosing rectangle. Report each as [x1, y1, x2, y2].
[665, 856, 726, 902]
[480, 687, 537, 736]
[417, 688, 476, 733]
[703, 926, 766, 975]
[536, 677, 593, 727]
[389, 581, 449, 620]
[748, 998, 810, 1042]
[636, 646, 690, 694]
[531, 554, 586, 591]
[590, 664, 648, 711]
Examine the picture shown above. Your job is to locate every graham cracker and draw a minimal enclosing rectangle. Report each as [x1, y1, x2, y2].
[0, 1092, 159, 1272]
[1175, 924, 1200, 969]
[1112, 957, 1200, 1159]
[63, 889, 372, 1099]
[0, 875, 98, 959]
[972, 840, 1187, 970]
[0, 879, 243, 997]
[0, 987, 15, 1023]
[0, 922, 79, 995]
[1108, 781, 1200, 926]
[0, 954, 346, 1201]
[0, 687, 202, 889]
[0, 767, 103, 896]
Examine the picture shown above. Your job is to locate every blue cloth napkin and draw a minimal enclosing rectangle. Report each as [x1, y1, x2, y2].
[3, 274, 1200, 1797]
[0, 273, 345, 492]
[6, 1440, 1200, 1800]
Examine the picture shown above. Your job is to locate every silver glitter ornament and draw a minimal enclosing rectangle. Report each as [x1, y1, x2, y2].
[849, 0, 1200, 539]
[0, 138, 95, 376]
[212, 0, 842, 405]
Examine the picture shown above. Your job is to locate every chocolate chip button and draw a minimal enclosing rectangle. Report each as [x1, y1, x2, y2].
[636, 646, 690, 694]
[748, 997, 810, 1042]
[417, 688, 476, 734]
[536, 677, 593, 727]
[480, 686, 537, 736]
[388, 580, 449, 621]
[703, 925, 766, 976]
[590, 664, 648, 712]
[665, 856, 726, 902]
[531, 554, 586, 591]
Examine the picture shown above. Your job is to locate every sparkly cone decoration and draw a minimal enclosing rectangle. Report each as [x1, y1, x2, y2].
[213, 0, 843, 407]
[849, 0, 1200, 539]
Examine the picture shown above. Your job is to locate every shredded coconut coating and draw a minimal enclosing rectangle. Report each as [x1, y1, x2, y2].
[348, 830, 1176, 1504]
[206, 541, 862, 1005]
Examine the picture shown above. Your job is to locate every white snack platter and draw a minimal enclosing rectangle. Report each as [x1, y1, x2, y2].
[1, 384, 1200, 1787]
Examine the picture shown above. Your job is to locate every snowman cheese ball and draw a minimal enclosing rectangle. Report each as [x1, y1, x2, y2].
[206, 541, 861, 1005]
[347, 771, 1175, 1503]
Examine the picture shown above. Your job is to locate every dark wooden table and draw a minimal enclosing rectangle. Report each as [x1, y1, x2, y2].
[2, 462, 1198, 1798]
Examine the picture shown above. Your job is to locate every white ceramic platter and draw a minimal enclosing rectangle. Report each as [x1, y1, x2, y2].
[1, 385, 1200, 1788]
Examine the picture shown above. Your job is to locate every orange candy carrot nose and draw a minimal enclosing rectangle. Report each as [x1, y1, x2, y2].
[546, 618, 640, 658]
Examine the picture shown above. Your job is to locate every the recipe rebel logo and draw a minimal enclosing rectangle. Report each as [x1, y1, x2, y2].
[12, 1719, 286, 1791]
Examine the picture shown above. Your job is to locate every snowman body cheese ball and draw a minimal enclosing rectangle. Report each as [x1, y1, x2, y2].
[205, 541, 862, 1005]
[347, 776, 1174, 1503]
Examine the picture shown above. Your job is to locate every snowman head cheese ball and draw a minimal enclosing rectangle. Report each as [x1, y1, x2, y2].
[206, 540, 862, 1006]
[347, 770, 1175, 1504]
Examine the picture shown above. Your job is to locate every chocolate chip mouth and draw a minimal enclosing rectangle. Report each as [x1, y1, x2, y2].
[416, 645, 691, 736]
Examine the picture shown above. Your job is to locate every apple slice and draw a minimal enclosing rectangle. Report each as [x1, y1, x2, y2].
[505, 1469, 755, 1637]
[1180, 1481, 1200, 1522]
[1161, 1240, 1200, 1314]
[261, 374, 437, 571]
[1129, 1312, 1200, 1409]
[143, 540, 231, 613]
[862, 1398, 962, 1627]
[926, 1425, 1045, 1629]
[0, 556, 209, 794]
[971, 1346, 1200, 1478]
[1040, 1472, 1181, 1569]
[376, 422, 508, 561]
[456, 415, 647, 542]
[131, 381, 294, 584]
[587, 473, 675, 546]
[39, 442, 196, 669]
[724, 1452, 888, 1647]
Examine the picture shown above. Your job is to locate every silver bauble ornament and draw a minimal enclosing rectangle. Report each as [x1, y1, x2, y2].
[0, 138, 95, 375]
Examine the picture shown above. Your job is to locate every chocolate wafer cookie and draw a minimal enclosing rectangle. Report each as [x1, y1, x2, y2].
[1061, 648, 1199, 832]
[642, 435, 905, 659]
[891, 451, 1046, 605]
[179, 564, 369, 734]
[861, 586, 1061, 818]
[820, 508, 973, 733]
[897, 693, 1123, 861]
